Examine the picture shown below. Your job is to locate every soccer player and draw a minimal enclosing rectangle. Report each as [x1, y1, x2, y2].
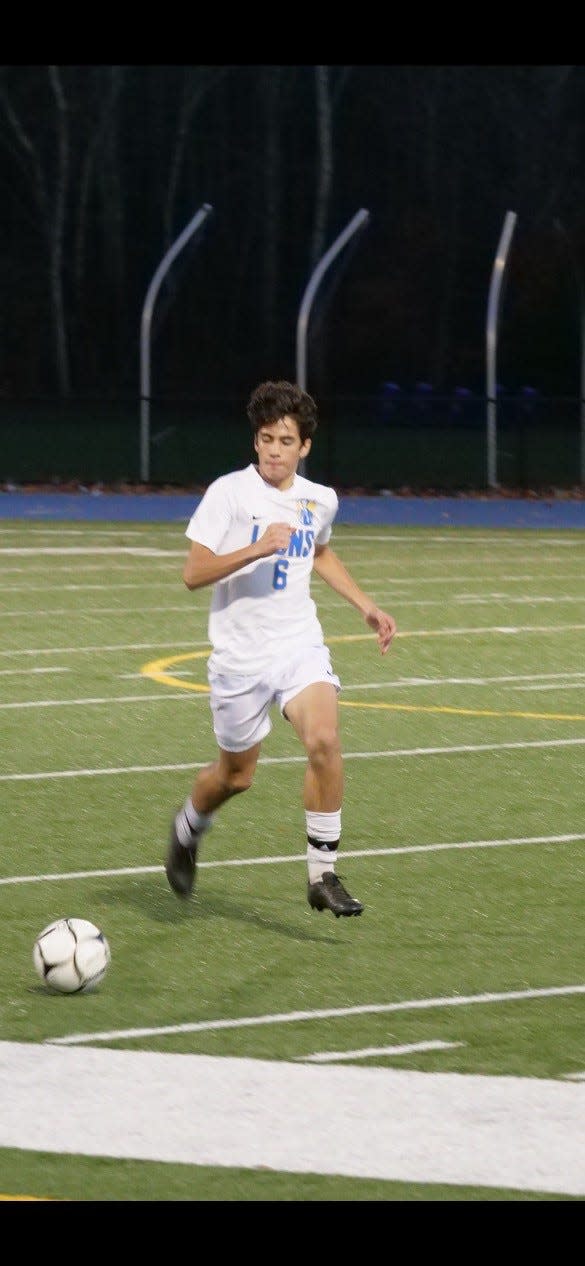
[165, 380, 397, 917]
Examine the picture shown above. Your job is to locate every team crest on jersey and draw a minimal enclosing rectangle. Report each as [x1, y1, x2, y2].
[297, 499, 315, 525]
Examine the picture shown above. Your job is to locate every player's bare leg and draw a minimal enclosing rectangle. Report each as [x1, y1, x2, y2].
[284, 683, 363, 917]
[165, 744, 261, 898]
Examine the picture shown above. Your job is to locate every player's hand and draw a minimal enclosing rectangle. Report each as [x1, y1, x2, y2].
[254, 522, 294, 558]
[365, 606, 397, 654]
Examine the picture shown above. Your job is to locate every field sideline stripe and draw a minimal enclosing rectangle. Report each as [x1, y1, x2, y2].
[2, 622, 585, 657]
[2, 736, 585, 782]
[0, 693, 204, 710]
[46, 982, 585, 1046]
[298, 1039, 464, 1063]
[2, 572, 582, 589]
[2, 668, 584, 704]
[2, 692, 584, 721]
[4, 595, 585, 617]
[1, 831, 583, 888]
[1, 533, 582, 545]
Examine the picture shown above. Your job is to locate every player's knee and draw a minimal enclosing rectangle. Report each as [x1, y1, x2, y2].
[305, 726, 341, 766]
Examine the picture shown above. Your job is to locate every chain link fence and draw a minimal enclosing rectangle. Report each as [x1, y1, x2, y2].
[1, 392, 583, 493]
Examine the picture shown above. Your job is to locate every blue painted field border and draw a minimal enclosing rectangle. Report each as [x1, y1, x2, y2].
[0, 491, 584, 529]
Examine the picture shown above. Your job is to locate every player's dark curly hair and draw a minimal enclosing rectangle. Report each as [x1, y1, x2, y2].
[247, 380, 319, 442]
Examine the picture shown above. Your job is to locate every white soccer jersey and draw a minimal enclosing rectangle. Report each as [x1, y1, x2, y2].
[185, 463, 338, 674]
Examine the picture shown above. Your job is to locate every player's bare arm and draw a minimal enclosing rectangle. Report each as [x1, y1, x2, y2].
[183, 524, 294, 590]
[313, 544, 397, 654]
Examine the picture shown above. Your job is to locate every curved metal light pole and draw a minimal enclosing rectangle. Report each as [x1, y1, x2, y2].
[296, 208, 370, 476]
[296, 208, 370, 393]
[486, 210, 517, 489]
[139, 202, 213, 482]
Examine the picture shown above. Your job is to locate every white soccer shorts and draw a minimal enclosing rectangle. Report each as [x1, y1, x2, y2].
[208, 645, 341, 752]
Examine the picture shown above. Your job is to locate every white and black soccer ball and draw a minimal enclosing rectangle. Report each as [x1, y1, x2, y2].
[33, 917, 111, 994]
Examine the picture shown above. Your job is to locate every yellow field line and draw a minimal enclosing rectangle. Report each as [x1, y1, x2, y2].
[339, 701, 585, 720]
[140, 645, 585, 722]
[141, 648, 209, 693]
[0, 1194, 53, 1200]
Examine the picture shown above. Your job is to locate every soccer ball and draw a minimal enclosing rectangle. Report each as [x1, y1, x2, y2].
[33, 917, 111, 994]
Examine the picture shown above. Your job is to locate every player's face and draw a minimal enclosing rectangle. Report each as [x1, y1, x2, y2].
[254, 416, 311, 489]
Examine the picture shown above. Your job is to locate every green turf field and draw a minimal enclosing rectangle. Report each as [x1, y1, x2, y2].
[0, 519, 584, 1201]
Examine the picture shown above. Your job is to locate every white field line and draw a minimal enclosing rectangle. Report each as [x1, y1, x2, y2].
[46, 982, 585, 1046]
[3, 595, 585, 618]
[2, 830, 584, 888]
[331, 535, 585, 545]
[0, 667, 70, 676]
[2, 623, 585, 659]
[0, 563, 176, 577]
[2, 1039, 585, 1193]
[0, 692, 205, 710]
[440, 595, 584, 605]
[3, 572, 584, 589]
[0, 640, 211, 657]
[2, 737, 585, 783]
[321, 595, 585, 609]
[1, 533, 583, 547]
[207, 533, 573, 546]
[346, 573, 583, 584]
[0, 546, 186, 556]
[0, 528, 170, 537]
[0, 605, 201, 618]
[512, 683, 585, 692]
[3, 671, 585, 709]
[298, 1040, 464, 1063]
[2, 581, 180, 592]
[343, 672, 585, 689]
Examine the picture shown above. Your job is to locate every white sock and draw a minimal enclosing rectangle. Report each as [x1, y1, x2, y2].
[175, 798, 213, 847]
[306, 810, 341, 884]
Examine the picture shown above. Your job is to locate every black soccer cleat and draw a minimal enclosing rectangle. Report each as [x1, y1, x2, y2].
[165, 817, 198, 898]
[307, 872, 364, 918]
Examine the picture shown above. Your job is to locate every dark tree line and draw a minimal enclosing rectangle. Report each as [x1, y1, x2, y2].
[1, 64, 584, 403]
